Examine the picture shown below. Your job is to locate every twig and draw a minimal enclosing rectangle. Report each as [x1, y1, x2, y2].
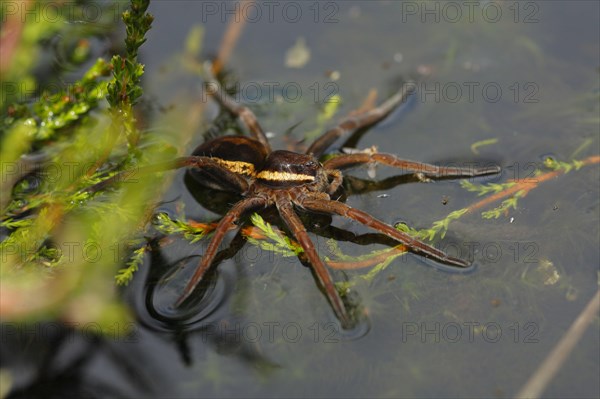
[328, 245, 407, 270]
[466, 155, 600, 214]
[515, 290, 600, 399]
[211, 0, 253, 75]
[349, 89, 378, 116]
[0, 0, 29, 74]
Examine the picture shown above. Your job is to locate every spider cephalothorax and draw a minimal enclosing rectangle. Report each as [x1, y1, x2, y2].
[96, 65, 500, 328]
[255, 151, 326, 189]
[168, 67, 500, 328]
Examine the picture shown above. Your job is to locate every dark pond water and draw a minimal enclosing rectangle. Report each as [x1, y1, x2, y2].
[5, 1, 599, 398]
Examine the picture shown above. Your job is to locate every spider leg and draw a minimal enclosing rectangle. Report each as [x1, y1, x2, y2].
[342, 174, 421, 196]
[175, 196, 267, 307]
[204, 65, 272, 152]
[324, 152, 501, 179]
[85, 156, 249, 194]
[300, 197, 469, 267]
[306, 83, 415, 158]
[276, 198, 353, 329]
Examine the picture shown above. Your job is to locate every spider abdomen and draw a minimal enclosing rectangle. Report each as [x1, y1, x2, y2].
[193, 136, 267, 175]
[189, 136, 267, 191]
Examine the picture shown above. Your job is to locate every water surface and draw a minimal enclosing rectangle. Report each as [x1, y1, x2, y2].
[7, 1, 600, 398]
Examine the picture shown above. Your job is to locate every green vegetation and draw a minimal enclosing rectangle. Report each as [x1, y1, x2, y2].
[247, 213, 304, 257]
[1, 0, 159, 333]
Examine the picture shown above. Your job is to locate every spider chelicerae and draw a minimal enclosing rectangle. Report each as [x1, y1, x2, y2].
[99, 64, 500, 328]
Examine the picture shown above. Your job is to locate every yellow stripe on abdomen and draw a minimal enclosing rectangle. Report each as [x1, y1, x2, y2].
[214, 159, 255, 176]
[256, 170, 315, 182]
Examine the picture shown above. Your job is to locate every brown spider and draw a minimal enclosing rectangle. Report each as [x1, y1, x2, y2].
[95, 66, 500, 328]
